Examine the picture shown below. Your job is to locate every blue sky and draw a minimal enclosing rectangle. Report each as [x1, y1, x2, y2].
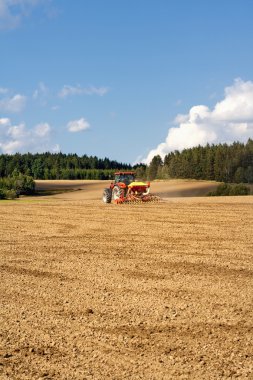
[0, 0, 253, 164]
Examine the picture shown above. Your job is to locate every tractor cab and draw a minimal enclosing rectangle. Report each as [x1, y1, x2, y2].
[114, 171, 135, 185]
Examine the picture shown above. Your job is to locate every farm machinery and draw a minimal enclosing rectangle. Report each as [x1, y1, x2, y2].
[102, 171, 160, 204]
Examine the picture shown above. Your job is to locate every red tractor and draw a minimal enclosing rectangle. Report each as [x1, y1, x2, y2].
[102, 171, 157, 204]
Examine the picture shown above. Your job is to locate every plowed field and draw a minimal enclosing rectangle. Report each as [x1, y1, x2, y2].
[1, 180, 253, 379]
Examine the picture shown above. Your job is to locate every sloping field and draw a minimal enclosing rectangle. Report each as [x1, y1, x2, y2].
[35, 179, 220, 200]
[0, 181, 253, 379]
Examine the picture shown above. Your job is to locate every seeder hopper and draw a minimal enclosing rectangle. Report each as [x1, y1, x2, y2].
[102, 171, 160, 204]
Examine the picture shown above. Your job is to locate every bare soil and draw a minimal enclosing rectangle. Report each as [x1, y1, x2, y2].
[35, 179, 220, 200]
[1, 180, 253, 379]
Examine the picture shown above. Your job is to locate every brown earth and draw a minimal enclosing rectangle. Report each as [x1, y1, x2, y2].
[0, 180, 253, 379]
[35, 179, 220, 200]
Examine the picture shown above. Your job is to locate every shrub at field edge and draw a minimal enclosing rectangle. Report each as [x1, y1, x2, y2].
[208, 183, 250, 196]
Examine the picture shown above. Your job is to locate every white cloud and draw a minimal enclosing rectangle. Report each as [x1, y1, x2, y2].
[143, 79, 253, 164]
[0, 117, 59, 154]
[58, 85, 109, 98]
[67, 118, 90, 133]
[0, 139, 24, 153]
[0, 0, 42, 30]
[34, 122, 51, 137]
[0, 93, 26, 112]
[0, 117, 10, 126]
[7, 123, 27, 139]
[213, 78, 253, 122]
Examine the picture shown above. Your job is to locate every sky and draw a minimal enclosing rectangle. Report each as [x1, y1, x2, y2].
[0, 0, 253, 164]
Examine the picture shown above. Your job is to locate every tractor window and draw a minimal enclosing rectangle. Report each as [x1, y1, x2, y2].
[124, 175, 135, 184]
[115, 174, 135, 184]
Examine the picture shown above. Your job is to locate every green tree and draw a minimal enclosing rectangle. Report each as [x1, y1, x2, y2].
[234, 167, 245, 183]
[135, 165, 147, 180]
[148, 155, 163, 180]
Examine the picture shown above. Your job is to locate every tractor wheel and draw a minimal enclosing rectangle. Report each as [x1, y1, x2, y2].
[112, 186, 124, 201]
[102, 188, 112, 203]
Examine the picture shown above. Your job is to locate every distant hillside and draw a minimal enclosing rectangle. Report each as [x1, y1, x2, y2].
[0, 152, 131, 180]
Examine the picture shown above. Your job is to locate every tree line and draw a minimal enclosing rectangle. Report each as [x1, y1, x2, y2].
[139, 139, 253, 183]
[0, 152, 131, 180]
[0, 172, 35, 199]
[0, 140, 252, 184]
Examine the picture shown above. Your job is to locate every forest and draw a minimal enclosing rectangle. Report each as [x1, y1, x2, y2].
[0, 152, 131, 180]
[143, 139, 253, 183]
[0, 139, 253, 184]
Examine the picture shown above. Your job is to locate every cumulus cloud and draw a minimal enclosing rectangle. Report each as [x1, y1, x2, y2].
[58, 85, 109, 98]
[67, 118, 90, 133]
[0, 117, 59, 154]
[0, 93, 26, 112]
[0, 0, 42, 30]
[143, 79, 253, 164]
[34, 122, 51, 137]
[0, 117, 10, 126]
